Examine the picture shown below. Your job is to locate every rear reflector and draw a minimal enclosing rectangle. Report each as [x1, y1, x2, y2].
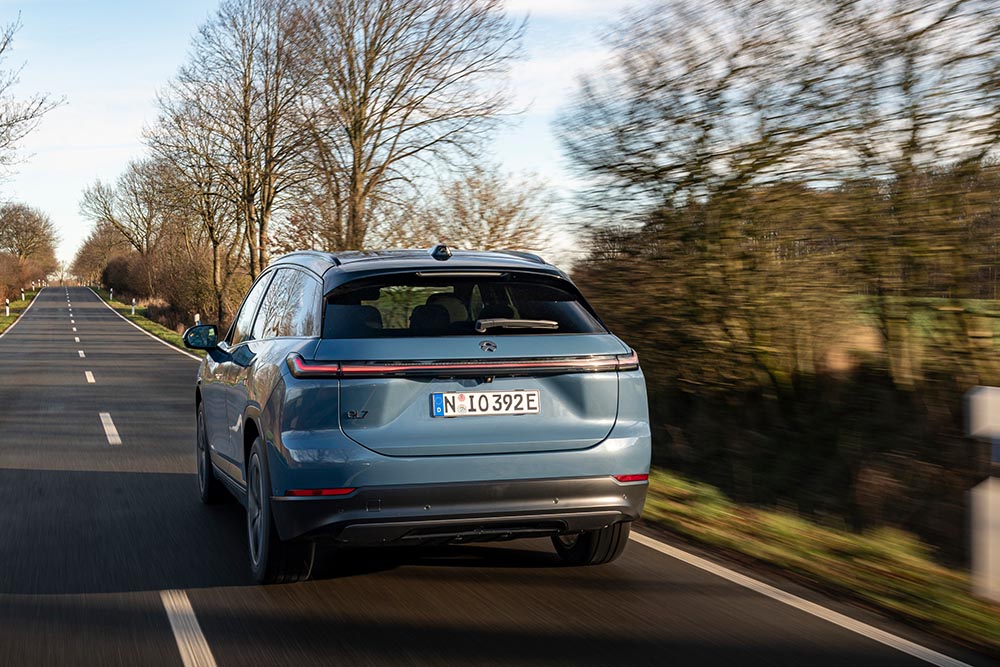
[285, 488, 356, 497]
[613, 474, 649, 483]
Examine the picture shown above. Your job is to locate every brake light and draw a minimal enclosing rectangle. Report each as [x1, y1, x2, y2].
[286, 353, 628, 379]
[285, 488, 356, 497]
[287, 355, 340, 378]
[613, 474, 649, 483]
[616, 350, 639, 371]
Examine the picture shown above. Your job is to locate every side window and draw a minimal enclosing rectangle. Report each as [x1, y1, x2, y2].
[229, 273, 273, 345]
[253, 269, 322, 339]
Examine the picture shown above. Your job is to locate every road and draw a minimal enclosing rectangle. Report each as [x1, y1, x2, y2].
[0, 286, 994, 667]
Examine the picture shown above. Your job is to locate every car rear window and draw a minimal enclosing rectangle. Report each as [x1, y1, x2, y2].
[323, 272, 606, 338]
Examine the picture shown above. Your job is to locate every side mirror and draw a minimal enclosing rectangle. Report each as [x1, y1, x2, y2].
[183, 324, 219, 350]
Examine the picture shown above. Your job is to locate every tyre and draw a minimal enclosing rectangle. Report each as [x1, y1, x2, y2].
[552, 522, 631, 565]
[246, 436, 315, 584]
[196, 403, 225, 504]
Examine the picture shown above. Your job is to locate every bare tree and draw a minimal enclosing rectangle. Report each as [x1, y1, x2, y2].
[0, 17, 60, 170]
[0, 202, 58, 264]
[70, 222, 129, 285]
[171, 0, 315, 278]
[297, 0, 523, 250]
[148, 97, 246, 322]
[79, 159, 172, 295]
[374, 164, 551, 251]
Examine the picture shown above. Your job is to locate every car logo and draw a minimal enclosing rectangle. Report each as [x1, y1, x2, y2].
[480, 340, 497, 352]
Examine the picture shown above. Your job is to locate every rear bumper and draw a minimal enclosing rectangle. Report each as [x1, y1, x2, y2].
[270, 476, 647, 544]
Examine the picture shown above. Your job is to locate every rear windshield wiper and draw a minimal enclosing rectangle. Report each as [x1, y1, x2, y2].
[475, 318, 559, 333]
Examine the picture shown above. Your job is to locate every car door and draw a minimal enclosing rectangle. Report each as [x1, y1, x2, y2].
[228, 268, 324, 482]
[217, 271, 273, 475]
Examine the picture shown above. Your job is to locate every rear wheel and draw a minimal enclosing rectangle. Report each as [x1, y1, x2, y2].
[552, 522, 630, 565]
[246, 436, 314, 584]
[196, 403, 224, 504]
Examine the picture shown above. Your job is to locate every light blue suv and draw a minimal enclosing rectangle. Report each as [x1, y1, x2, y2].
[183, 245, 651, 583]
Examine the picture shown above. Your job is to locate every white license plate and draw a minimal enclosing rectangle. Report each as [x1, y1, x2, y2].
[432, 390, 540, 417]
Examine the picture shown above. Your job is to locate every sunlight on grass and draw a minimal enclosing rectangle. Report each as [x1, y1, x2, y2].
[644, 469, 1000, 653]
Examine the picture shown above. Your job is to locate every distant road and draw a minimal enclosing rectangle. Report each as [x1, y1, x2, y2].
[0, 286, 993, 666]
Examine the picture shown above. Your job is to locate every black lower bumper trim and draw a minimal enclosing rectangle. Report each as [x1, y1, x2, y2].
[270, 476, 647, 545]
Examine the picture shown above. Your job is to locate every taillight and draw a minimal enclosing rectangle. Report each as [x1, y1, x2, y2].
[286, 353, 630, 378]
[287, 355, 340, 378]
[613, 473, 649, 483]
[285, 488, 356, 497]
[616, 350, 639, 371]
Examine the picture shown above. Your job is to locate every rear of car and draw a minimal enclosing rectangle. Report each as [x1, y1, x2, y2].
[267, 251, 651, 567]
[190, 247, 651, 583]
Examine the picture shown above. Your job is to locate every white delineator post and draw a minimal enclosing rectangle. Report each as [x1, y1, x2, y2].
[4, 299, 8, 317]
[131, 297, 136, 316]
[966, 386, 1000, 603]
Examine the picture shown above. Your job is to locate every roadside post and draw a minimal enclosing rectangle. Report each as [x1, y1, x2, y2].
[131, 297, 136, 316]
[966, 386, 1000, 603]
[4, 299, 8, 317]
[109, 288, 113, 301]
[20, 289, 24, 301]
[194, 313, 200, 326]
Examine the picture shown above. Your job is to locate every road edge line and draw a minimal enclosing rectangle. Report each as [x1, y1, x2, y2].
[160, 590, 217, 667]
[0, 287, 43, 339]
[629, 531, 974, 667]
[87, 287, 201, 362]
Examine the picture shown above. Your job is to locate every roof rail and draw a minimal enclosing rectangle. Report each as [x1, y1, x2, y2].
[276, 250, 341, 266]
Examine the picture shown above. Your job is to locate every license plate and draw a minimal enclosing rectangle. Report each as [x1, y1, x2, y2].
[432, 390, 540, 417]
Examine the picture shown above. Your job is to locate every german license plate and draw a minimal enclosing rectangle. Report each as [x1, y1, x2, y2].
[432, 390, 540, 417]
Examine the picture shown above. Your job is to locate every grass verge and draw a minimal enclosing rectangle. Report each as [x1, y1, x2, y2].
[0, 289, 40, 335]
[643, 469, 1000, 655]
[91, 288, 205, 358]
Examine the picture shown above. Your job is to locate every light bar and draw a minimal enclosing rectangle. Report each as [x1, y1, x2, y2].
[287, 353, 635, 379]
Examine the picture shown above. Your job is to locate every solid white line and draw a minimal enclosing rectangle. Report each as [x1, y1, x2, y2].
[98, 412, 121, 445]
[78, 350, 85, 358]
[629, 532, 974, 667]
[85, 371, 94, 384]
[87, 287, 201, 362]
[160, 590, 217, 667]
[0, 287, 43, 340]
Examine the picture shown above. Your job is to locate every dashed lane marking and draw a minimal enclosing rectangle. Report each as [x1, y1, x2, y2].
[98, 412, 121, 446]
[85, 371, 95, 384]
[160, 590, 217, 667]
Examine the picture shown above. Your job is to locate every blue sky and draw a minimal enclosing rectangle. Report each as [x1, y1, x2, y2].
[0, 0, 645, 263]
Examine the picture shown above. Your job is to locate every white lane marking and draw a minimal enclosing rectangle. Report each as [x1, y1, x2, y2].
[87, 287, 201, 362]
[85, 371, 95, 384]
[630, 532, 974, 667]
[0, 286, 43, 340]
[72, 327, 76, 332]
[78, 350, 85, 358]
[71, 319, 75, 324]
[74, 336, 80, 343]
[161, 590, 217, 667]
[98, 412, 121, 445]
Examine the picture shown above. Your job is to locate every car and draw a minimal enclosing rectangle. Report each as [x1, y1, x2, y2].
[183, 244, 651, 583]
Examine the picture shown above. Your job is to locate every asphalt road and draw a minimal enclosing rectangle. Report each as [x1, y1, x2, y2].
[0, 286, 994, 667]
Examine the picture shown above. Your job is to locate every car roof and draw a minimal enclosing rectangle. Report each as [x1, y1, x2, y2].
[267, 246, 568, 293]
